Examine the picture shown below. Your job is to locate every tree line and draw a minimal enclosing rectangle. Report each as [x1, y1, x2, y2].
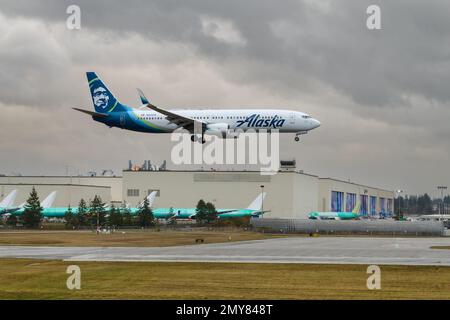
[1, 187, 246, 229]
[394, 193, 450, 216]
[2, 187, 155, 229]
[64, 196, 155, 230]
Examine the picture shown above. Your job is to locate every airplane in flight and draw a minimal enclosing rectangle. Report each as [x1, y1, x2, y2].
[0, 190, 19, 214]
[74, 72, 321, 143]
[308, 202, 361, 220]
[132, 192, 268, 220]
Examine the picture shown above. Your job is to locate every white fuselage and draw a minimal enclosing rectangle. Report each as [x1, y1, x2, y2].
[131, 108, 321, 133]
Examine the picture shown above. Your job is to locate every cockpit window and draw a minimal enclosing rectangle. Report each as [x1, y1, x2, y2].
[302, 115, 311, 119]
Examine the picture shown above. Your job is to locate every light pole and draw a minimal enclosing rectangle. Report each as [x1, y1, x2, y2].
[260, 185, 264, 216]
[396, 189, 403, 220]
[437, 186, 447, 221]
[97, 211, 100, 234]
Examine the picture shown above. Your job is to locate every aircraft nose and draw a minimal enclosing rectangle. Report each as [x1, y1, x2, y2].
[311, 118, 321, 129]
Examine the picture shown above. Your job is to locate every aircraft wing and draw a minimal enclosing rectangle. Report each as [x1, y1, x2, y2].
[1, 207, 22, 214]
[246, 210, 270, 217]
[217, 209, 270, 216]
[144, 103, 207, 133]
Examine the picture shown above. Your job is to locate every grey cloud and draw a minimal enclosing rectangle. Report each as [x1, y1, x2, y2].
[3, 0, 450, 108]
[1, 1, 450, 195]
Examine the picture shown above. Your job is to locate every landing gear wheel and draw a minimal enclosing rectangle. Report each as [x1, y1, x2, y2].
[294, 136, 300, 142]
[191, 135, 198, 142]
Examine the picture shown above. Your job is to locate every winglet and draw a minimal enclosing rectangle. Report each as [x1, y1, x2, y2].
[137, 88, 149, 105]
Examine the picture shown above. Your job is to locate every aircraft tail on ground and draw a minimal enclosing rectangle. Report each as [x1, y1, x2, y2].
[86, 72, 128, 114]
[352, 201, 361, 214]
[247, 192, 267, 211]
[138, 191, 158, 208]
[0, 190, 17, 208]
[41, 191, 57, 209]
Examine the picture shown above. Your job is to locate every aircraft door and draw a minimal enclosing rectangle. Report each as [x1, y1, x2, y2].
[289, 112, 295, 125]
[120, 113, 126, 128]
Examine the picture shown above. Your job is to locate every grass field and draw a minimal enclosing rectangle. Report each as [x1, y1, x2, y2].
[0, 259, 449, 299]
[0, 229, 288, 247]
[431, 246, 450, 250]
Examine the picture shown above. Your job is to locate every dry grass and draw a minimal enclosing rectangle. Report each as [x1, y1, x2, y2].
[0, 259, 448, 299]
[0, 229, 289, 247]
[430, 246, 450, 250]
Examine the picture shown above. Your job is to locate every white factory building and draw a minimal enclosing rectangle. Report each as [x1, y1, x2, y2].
[0, 163, 394, 219]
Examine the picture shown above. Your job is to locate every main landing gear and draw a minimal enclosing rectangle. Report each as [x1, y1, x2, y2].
[191, 134, 206, 144]
[294, 131, 308, 142]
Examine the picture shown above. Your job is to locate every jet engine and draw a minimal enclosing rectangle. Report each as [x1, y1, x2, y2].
[205, 123, 229, 138]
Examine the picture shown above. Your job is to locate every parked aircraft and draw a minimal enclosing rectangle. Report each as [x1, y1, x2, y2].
[308, 202, 361, 220]
[134, 192, 268, 220]
[0, 190, 19, 214]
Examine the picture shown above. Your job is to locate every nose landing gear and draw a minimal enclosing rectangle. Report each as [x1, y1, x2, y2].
[294, 131, 308, 142]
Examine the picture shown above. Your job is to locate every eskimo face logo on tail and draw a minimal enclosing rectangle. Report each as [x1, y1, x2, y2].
[236, 114, 285, 128]
[93, 87, 110, 109]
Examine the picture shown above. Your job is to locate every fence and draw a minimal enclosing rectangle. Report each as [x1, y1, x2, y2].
[251, 218, 445, 236]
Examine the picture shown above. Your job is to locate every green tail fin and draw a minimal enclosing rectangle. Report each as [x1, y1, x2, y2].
[352, 201, 361, 214]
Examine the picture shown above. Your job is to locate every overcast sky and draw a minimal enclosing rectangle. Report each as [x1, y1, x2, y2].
[1, 0, 450, 196]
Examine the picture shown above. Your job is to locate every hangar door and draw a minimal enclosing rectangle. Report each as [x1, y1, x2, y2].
[331, 191, 344, 212]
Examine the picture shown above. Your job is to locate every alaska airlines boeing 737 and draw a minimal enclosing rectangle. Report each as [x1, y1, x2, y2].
[74, 72, 320, 142]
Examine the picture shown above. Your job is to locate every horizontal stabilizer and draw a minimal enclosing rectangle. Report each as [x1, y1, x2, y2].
[73, 108, 109, 118]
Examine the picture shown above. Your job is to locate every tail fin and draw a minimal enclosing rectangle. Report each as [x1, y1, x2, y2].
[138, 191, 157, 208]
[352, 201, 361, 214]
[41, 191, 57, 209]
[247, 192, 266, 211]
[0, 190, 17, 208]
[86, 72, 128, 113]
[147, 191, 157, 208]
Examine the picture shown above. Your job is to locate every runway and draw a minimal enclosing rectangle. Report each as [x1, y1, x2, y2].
[0, 236, 449, 266]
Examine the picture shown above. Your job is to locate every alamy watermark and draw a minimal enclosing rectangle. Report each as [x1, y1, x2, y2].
[366, 5, 381, 30]
[66, 5, 81, 30]
[366, 265, 381, 290]
[66, 265, 81, 290]
[171, 129, 280, 175]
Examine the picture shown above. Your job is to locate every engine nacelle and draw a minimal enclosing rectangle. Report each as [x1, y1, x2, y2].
[205, 123, 229, 138]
